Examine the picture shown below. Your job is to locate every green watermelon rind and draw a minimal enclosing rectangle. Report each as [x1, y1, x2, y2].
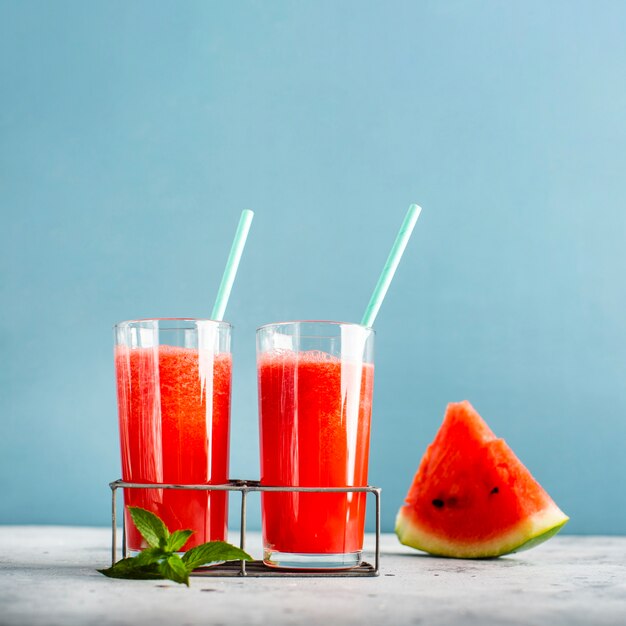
[510, 518, 568, 554]
[395, 503, 569, 559]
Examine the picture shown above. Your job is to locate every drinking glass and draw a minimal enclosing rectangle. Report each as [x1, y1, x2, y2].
[114, 318, 232, 552]
[257, 320, 375, 569]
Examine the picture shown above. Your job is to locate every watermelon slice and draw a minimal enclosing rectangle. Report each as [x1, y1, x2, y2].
[395, 401, 568, 558]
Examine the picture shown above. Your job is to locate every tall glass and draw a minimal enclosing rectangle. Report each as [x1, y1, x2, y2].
[114, 318, 232, 552]
[257, 321, 375, 569]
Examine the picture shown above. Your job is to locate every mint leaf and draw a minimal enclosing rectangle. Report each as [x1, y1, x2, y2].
[128, 506, 170, 548]
[159, 555, 189, 586]
[182, 541, 252, 571]
[98, 558, 162, 580]
[133, 547, 166, 567]
[166, 529, 194, 553]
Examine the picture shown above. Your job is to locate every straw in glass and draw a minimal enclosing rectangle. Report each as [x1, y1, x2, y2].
[211, 209, 255, 321]
[361, 204, 421, 328]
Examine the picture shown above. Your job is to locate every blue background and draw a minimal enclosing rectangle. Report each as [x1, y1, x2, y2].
[2, 1, 625, 535]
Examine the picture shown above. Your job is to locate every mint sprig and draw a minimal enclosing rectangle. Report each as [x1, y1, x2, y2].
[99, 506, 252, 586]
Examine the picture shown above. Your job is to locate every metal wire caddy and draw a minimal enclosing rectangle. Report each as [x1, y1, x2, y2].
[110, 479, 381, 577]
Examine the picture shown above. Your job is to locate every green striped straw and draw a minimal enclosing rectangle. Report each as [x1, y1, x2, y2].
[211, 209, 255, 321]
[361, 204, 422, 328]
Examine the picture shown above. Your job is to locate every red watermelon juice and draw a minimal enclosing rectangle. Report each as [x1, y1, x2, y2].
[115, 341, 231, 551]
[258, 348, 374, 565]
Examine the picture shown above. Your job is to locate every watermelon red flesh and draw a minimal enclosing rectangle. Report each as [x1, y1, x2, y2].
[396, 401, 568, 558]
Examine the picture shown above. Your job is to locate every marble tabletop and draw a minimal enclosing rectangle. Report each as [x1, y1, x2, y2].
[1, 526, 625, 626]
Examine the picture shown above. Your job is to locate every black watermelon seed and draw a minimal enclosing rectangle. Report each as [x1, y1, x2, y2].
[432, 499, 444, 508]
[490, 487, 499, 494]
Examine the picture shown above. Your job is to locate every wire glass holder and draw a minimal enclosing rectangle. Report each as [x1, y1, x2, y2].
[109, 479, 381, 577]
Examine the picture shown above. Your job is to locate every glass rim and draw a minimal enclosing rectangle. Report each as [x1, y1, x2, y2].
[256, 320, 374, 333]
[113, 317, 233, 331]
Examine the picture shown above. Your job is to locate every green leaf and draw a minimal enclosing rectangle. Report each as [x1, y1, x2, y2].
[98, 558, 162, 580]
[166, 529, 194, 553]
[128, 506, 170, 548]
[182, 541, 253, 572]
[133, 547, 166, 567]
[159, 555, 189, 586]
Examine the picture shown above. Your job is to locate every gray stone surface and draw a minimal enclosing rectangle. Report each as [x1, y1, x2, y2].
[0, 526, 625, 626]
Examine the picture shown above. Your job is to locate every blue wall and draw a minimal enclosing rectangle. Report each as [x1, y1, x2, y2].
[2, 1, 625, 535]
